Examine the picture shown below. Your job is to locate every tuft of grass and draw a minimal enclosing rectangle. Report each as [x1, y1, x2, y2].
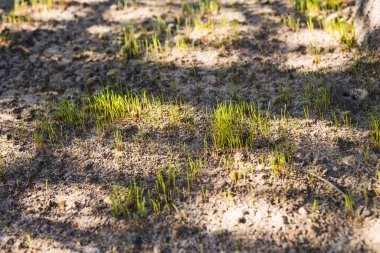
[313, 47, 320, 65]
[25, 234, 32, 250]
[268, 139, 293, 177]
[32, 113, 57, 149]
[110, 180, 146, 219]
[186, 156, 203, 191]
[283, 15, 300, 31]
[370, 118, 380, 152]
[211, 101, 270, 150]
[55, 98, 85, 128]
[0, 155, 4, 179]
[199, 0, 221, 16]
[114, 128, 123, 150]
[344, 190, 355, 215]
[306, 16, 315, 30]
[88, 88, 144, 124]
[324, 18, 356, 47]
[312, 199, 318, 213]
[121, 25, 142, 60]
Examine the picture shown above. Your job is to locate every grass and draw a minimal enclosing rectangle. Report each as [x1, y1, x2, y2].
[268, 138, 293, 177]
[211, 100, 270, 150]
[87, 88, 149, 124]
[55, 98, 85, 128]
[344, 190, 355, 215]
[306, 16, 315, 30]
[110, 180, 146, 219]
[289, 0, 355, 47]
[30, 87, 191, 148]
[199, 0, 221, 16]
[292, 0, 347, 14]
[4, 1, 380, 249]
[121, 26, 143, 60]
[114, 128, 123, 150]
[110, 163, 188, 219]
[25, 234, 33, 251]
[32, 112, 57, 149]
[313, 47, 320, 64]
[324, 18, 356, 47]
[283, 15, 300, 31]
[370, 118, 380, 152]
[2, 0, 56, 24]
[0, 155, 4, 179]
[187, 156, 203, 191]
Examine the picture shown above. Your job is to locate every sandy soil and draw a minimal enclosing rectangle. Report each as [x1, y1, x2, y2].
[0, 0, 380, 252]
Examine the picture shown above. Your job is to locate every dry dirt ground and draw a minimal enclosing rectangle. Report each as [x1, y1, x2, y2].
[0, 0, 380, 252]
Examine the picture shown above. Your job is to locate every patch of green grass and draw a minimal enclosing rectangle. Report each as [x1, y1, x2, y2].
[344, 190, 355, 215]
[32, 114, 57, 149]
[370, 118, 380, 152]
[292, 0, 346, 15]
[114, 128, 123, 150]
[230, 163, 247, 185]
[306, 16, 315, 30]
[283, 15, 300, 31]
[117, 0, 128, 10]
[87, 88, 185, 129]
[110, 164, 186, 220]
[313, 47, 320, 64]
[187, 156, 203, 191]
[302, 79, 333, 119]
[0, 155, 4, 179]
[276, 82, 291, 105]
[25, 234, 32, 251]
[55, 98, 85, 128]
[199, 0, 221, 16]
[268, 138, 293, 177]
[324, 17, 356, 47]
[292, 0, 320, 14]
[88, 88, 144, 123]
[121, 26, 143, 60]
[110, 180, 146, 219]
[211, 101, 270, 150]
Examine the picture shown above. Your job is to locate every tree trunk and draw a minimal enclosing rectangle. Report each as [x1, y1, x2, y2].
[355, 0, 380, 50]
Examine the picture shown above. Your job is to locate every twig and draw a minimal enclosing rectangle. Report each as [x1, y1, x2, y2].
[307, 170, 346, 197]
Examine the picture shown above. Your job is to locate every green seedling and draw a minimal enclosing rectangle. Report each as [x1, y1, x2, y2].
[121, 25, 142, 60]
[324, 17, 356, 47]
[269, 138, 293, 177]
[344, 190, 354, 215]
[199, 0, 221, 16]
[307, 16, 314, 30]
[313, 47, 320, 64]
[363, 144, 370, 161]
[186, 156, 203, 191]
[114, 129, 123, 150]
[26, 234, 32, 250]
[110, 180, 146, 219]
[0, 155, 4, 179]
[33, 128, 45, 149]
[339, 111, 352, 127]
[211, 100, 270, 150]
[370, 118, 380, 152]
[283, 15, 300, 31]
[303, 105, 310, 126]
[312, 199, 318, 213]
[56, 98, 85, 128]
